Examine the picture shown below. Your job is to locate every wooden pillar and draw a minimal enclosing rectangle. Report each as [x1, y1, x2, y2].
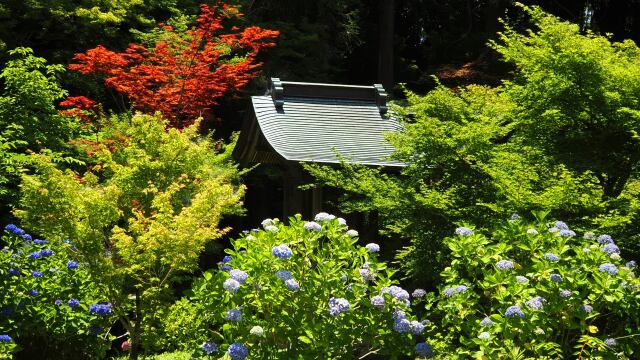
[282, 164, 304, 219]
[378, 0, 395, 91]
[311, 185, 323, 216]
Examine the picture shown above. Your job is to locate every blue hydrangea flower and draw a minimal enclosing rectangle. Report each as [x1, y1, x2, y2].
[544, 253, 560, 262]
[284, 278, 300, 291]
[365, 243, 380, 253]
[410, 320, 425, 335]
[8, 268, 19, 276]
[1, 248, 7, 253]
[22, 234, 32, 241]
[1, 307, 12, 317]
[581, 304, 593, 313]
[40, 249, 54, 257]
[223, 278, 241, 293]
[0, 334, 12, 343]
[480, 317, 494, 326]
[201, 341, 218, 355]
[412, 289, 426, 298]
[597, 234, 614, 244]
[229, 269, 248, 284]
[525, 296, 545, 310]
[393, 318, 410, 333]
[27, 289, 38, 296]
[275, 269, 292, 281]
[602, 243, 620, 255]
[516, 276, 529, 284]
[31, 271, 42, 278]
[626, 260, 637, 269]
[559, 289, 572, 298]
[227, 342, 248, 360]
[4, 224, 24, 235]
[89, 303, 112, 316]
[271, 244, 293, 259]
[392, 308, 406, 320]
[359, 268, 375, 282]
[54, 299, 63, 306]
[226, 309, 242, 322]
[222, 255, 232, 263]
[554, 221, 569, 230]
[28, 251, 42, 260]
[443, 287, 457, 297]
[33, 239, 48, 245]
[496, 260, 514, 270]
[559, 229, 576, 237]
[505, 305, 525, 318]
[314, 212, 335, 222]
[220, 264, 232, 272]
[604, 338, 617, 347]
[328, 297, 350, 317]
[455, 227, 473, 236]
[550, 274, 563, 282]
[599, 263, 618, 275]
[304, 221, 322, 232]
[337, 218, 347, 226]
[415, 342, 433, 358]
[68, 299, 80, 307]
[370, 295, 385, 309]
[456, 285, 469, 293]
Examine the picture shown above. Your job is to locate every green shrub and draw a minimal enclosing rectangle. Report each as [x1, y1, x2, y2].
[0, 224, 114, 359]
[165, 214, 433, 359]
[427, 214, 640, 359]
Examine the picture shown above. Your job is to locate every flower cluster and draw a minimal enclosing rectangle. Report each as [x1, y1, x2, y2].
[443, 285, 468, 297]
[328, 297, 350, 317]
[88, 303, 112, 316]
[227, 342, 248, 360]
[455, 227, 473, 236]
[505, 305, 525, 318]
[303, 221, 322, 232]
[365, 243, 380, 253]
[271, 244, 293, 259]
[226, 309, 242, 322]
[496, 259, 515, 270]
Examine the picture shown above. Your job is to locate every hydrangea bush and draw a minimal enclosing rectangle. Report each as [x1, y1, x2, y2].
[164, 214, 433, 359]
[429, 215, 640, 359]
[0, 224, 114, 358]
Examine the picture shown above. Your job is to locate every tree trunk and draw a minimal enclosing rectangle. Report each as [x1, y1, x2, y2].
[129, 290, 142, 360]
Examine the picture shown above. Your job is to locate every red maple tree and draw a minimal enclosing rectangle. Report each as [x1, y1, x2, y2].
[69, 3, 279, 127]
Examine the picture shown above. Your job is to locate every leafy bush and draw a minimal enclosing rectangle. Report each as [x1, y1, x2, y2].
[15, 113, 245, 357]
[427, 214, 640, 359]
[0, 224, 114, 359]
[164, 214, 434, 359]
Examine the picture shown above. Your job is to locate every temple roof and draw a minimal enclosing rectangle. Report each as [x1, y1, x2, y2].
[233, 78, 404, 167]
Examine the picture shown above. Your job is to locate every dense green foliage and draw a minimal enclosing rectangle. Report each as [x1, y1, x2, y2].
[425, 217, 640, 359]
[14, 113, 245, 357]
[1, 225, 114, 359]
[306, 7, 640, 284]
[163, 215, 430, 359]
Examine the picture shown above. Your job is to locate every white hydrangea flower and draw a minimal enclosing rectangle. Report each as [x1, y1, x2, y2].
[346, 229, 359, 237]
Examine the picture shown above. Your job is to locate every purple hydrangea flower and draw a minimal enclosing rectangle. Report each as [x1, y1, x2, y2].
[393, 308, 406, 320]
[626, 260, 637, 269]
[559, 289, 572, 298]
[525, 296, 545, 310]
[68, 299, 80, 307]
[383, 285, 410, 302]
[8, 268, 19, 276]
[365, 243, 380, 253]
[393, 318, 410, 333]
[496, 260, 515, 270]
[31, 271, 42, 278]
[544, 253, 560, 262]
[581, 304, 593, 313]
[456, 285, 468, 293]
[410, 320, 425, 335]
[304, 221, 322, 232]
[89, 303, 112, 316]
[223, 278, 241, 293]
[602, 243, 620, 255]
[415, 342, 433, 358]
[412, 289, 426, 298]
[54, 299, 63, 306]
[284, 278, 300, 291]
[604, 338, 617, 347]
[559, 229, 576, 237]
[272, 244, 293, 259]
[227, 342, 248, 360]
[229, 269, 248, 284]
[359, 268, 375, 282]
[455, 227, 473, 236]
[505, 305, 525, 318]
[275, 269, 292, 281]
[597, 235, 614, 244]
[370, 295, 385, 309]
[328, 297, 350, 317]
[226, 309, 242, 322]
[599, 263, 618, 275]
[66, 260, 79, 270]
[480, 317, 494, 326]
[27, 289, 38, 297]
[201, 342, 218, 355]
[516, 276, 529, 284]
[554, 221, 569, 230]
[550, 274, 563, 282]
